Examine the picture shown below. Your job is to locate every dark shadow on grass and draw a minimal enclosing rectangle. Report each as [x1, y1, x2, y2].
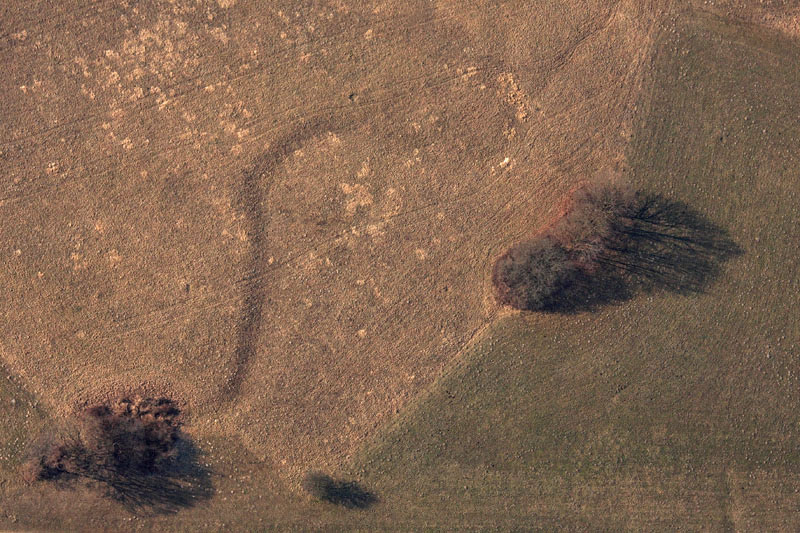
[302, 471, 378, 509]
[100, 436, 214, 515]
[24, 397, 214, 516]
[31, 431, 213, 516]
[544, 193, 744, 313]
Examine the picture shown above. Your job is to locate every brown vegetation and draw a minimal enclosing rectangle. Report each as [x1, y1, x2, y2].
[551, 181, 639, 269]
[492, 235, 577, 311]
[493, 180, 742, 312]
[493, 180, 638, 310]
[23, 396, 211, 514]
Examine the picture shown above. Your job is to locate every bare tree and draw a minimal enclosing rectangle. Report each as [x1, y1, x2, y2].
[551, 180, 638, 270]
[492, 179, 638, 310]
[23, 396, 212, 514]
[492, 178, 741, 312]
[492, 236, 576, 311]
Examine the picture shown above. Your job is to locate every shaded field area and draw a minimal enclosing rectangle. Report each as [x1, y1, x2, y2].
[549, 193, 744, 313]
[346, 11, 800, 530]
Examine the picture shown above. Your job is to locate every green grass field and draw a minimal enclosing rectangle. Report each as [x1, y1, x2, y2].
[345, 12, 800, 530]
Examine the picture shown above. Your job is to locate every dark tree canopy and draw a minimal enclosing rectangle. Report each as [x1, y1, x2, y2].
[492, 180, 635, 311]
[492, 236, 576, 310]
[552, 181, 639, 269]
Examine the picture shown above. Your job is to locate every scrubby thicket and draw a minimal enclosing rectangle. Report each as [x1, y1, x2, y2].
[22, 396, 211, 513]
[493, 181, 639, 310]
[24, 397, 181, 483]
[551, 182, 639, 268]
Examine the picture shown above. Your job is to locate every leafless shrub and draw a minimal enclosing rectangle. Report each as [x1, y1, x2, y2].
[23, 396, 211, 514]
[551, 180, 639, 270]
[492, 236, 576, 310]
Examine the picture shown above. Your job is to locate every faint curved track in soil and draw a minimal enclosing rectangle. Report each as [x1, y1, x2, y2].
[220, 115, 353, 403]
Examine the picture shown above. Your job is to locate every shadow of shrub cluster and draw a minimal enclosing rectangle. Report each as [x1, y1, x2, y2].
[302, 471, 377, 509]
[493, 181, 743, 312]
[22, 396, 212, 515]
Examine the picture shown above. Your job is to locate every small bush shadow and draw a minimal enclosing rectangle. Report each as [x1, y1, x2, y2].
[545, 193, 744, 312]
[302, 472, 378, 509]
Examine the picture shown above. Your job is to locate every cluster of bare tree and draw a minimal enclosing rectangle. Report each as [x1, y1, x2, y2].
[493, 180, 638, 310]
[23, 396, 211, 514]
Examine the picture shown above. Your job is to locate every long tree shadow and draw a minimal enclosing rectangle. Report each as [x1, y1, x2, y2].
[36, 433, 214, 516]
[545, 193, 744, 313]
[25, 398, 214, 516]
[100, 435, 214, 515]
[30, 435, 213, 516]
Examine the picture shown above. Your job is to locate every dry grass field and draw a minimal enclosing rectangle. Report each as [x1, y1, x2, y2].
[1, 0, 799, 530]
